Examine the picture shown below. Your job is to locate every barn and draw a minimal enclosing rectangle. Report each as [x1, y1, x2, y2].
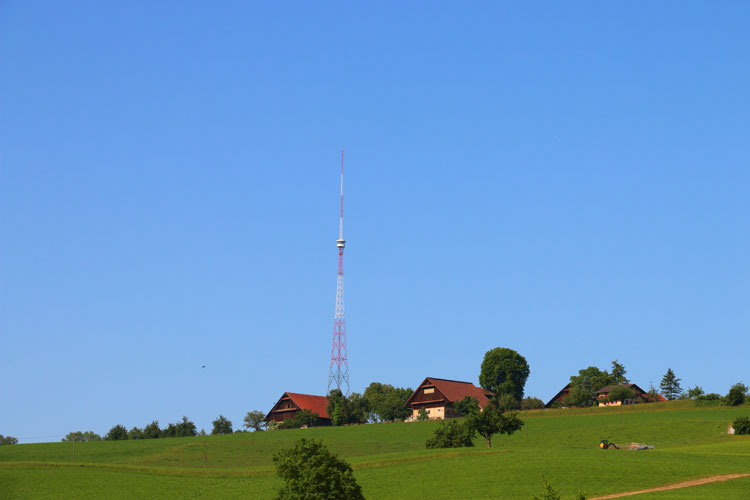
[265, 392, 331, 426]
[405, 377, 495, 421]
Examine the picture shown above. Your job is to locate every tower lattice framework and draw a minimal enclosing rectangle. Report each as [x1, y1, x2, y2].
[328, 150, 349, 395]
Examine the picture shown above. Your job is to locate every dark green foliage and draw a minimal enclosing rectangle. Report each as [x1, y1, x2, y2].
[521, 397, 545, 410]
[564, 385, 595, 408]
[726, 383, 748, 406]
[417, 408, 429, 421]
[733, 416, 750, 435]
[695, 393, 723, 406]
[660, 368, 682, 400]
[326, 390, 368, 426]
[453, 396, 480, 416]
[425, 419, 474, 448]
[279, 410, 321, 429]
[479, 347, 530, 401]
[610, 360, 629, 385]
[273, 438, 365, 500]
[687, 386, 705, 399]
[570, 367, 611, 394]
[496, 393, 520, 411]
[62, 431, 101, 442]
[465, 404, 523, 448]
[362, 382, 412, 422]
[243, 410, 267, 431]
[532, 479, 561, 500]
[173, 416, 197, 437]
[211, 415, 233, 435]
[143, 421, 161, 439]
[0, 434, 18, 445]
[105, 425, 128, 441]
[607, 385, 637, 403]
[128, 427, 144, 440]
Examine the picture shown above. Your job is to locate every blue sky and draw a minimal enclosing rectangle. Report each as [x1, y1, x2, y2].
[1, 2, 748, 442]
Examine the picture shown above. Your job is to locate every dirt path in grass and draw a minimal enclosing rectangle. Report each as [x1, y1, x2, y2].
[589, 473, 750, 499]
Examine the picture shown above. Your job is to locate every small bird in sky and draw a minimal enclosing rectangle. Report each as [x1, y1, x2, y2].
[202, 365, 206, 368]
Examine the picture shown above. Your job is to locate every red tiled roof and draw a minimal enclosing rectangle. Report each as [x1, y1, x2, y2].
[285, 392, 330, 419]
[408, 377, 495, 408]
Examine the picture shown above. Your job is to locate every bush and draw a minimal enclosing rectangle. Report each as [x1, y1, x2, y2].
[687, 386, 705, 399]
[521, 397, 545, 410]
[273, 438, 364, 500]
[425, 419, 474, 449]
[279, 410, 320, 429]
[733, 416, 750, 435]
[453, 396, 480, 416]
[417, 408, 429, 421]
[727, 383, 748, 406]
[695, 393, 723, 407]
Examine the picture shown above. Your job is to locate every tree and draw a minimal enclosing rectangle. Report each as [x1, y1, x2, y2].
[362, 382, 412, 422]
[564, 384, 595, 407]
[417, 408, 429, 421]
[607, 385, 636, 403]
[212, 415, 233, 435]
[175, 416, 197, 437]
[479, 347, 530, 401]
[496, 394, 520, 412]
[128, 427, 144, 440]
[733, 416, 750, 435]
[244, 410, 267, 431]
[521, 397, 545, 410]
[425, 419, 474, 448]
[453, 396, 480, 416]
[726, 382, 749, 406]
[143, 421, 161, 439]
[610, 360, 629, 385]
[660, 369, 682, 400]
[273, 438, 365, 500]
[0, 435, 18, 445]
[465, 404, 523, 448]
[105, 424, 128, 441]
[570, 366, 611, 393]
[687, 386, 705, 399]
[62, 431, 101, 442]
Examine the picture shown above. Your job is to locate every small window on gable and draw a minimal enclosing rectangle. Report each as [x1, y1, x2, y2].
[424, 388, 435, 394]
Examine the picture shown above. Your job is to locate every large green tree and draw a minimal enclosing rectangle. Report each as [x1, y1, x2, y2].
[0, 435, 18, 445]
[211, 415, 233, 435]
[273, 439, 365, 500]
[362, 382, 412, 422]
[478, 347, 530, 401]
[243, 410, 267, 431]
[660, 368, 682, 400]
[105, 425, 128, 441]
[62, 431, 101, 442]
[610, 360, 629, 385]
[570, 366, 611, 393]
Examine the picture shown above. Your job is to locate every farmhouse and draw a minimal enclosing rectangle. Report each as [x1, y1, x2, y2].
[265, 392, 331, 425]
[595, 383, 663, 406]
[405, 377, 495, 421]
[545, 383, 572, 408]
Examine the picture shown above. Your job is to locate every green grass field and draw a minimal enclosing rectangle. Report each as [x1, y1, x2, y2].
[1, 400, 749, 499]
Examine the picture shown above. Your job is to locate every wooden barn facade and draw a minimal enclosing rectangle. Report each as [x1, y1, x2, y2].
[265, 392, 331, 426]
[405, 377, 495, 421]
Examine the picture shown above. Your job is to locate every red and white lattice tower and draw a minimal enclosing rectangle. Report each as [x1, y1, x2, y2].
[328, 150, 350, 395]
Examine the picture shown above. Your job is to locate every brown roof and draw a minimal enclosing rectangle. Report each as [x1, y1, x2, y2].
[407, 377, 495, 408]
[284, 392, 330, 419]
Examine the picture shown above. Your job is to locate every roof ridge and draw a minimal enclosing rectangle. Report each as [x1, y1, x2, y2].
[427, 377, 475, 385]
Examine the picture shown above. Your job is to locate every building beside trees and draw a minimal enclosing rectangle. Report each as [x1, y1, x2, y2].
[266, 392, 331, 426]
[404, 377, 495, 421]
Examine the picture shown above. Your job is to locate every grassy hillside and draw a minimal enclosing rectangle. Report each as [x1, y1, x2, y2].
[1, 401, 749, 499]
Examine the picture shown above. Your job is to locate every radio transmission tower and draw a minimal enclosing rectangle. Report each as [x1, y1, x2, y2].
[328, 150, 350, 395]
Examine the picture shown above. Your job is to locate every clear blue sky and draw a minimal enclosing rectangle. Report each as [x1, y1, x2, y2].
[1, 2, 748, 442]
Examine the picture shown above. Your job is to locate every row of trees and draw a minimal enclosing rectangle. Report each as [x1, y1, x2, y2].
[63, 415, 236, 442]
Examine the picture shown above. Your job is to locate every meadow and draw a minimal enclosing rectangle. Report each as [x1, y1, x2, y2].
[1, 400, 749, 500]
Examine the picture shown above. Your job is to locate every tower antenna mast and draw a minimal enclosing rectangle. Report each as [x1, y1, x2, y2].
[328, 150, 350, 395]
